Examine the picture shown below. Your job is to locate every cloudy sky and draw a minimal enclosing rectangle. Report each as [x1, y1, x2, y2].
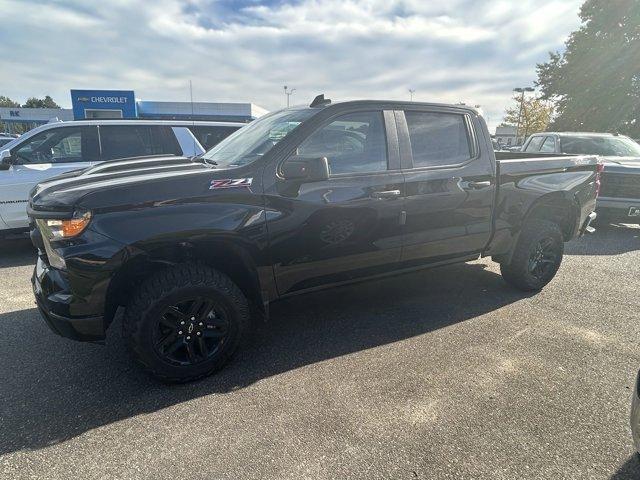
[2, 0, 584, 130]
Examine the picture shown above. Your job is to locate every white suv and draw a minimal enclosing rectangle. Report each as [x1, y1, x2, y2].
[0, 119, 243, 233]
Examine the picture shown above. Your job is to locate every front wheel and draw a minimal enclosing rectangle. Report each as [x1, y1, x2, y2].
[123, 264, 249, 382]
[500, 219, 564, 291]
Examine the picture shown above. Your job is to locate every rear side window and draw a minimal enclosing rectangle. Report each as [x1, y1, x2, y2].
[99, 125, 181, 161]
[297, 111, 388, 175]
[187, 126, 240, 150]
[524, 136, 544, 152]
[405, 111, 471, 168]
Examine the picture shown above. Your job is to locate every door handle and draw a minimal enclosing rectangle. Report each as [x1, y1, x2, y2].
[460, 180, 492, 190]
[370, 189, 401, 199]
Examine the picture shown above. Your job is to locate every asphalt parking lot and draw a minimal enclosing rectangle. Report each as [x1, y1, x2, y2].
[0, 225, 639, 480]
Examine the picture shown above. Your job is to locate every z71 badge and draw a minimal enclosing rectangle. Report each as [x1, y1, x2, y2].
[209, 178, 253, 190]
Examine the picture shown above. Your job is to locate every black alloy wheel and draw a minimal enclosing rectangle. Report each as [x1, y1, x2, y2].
[153, 297, 230, 366]
[527, 237, 558, 282]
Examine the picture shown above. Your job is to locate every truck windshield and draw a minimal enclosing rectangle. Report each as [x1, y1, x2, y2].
[560, 135, 640, 157]
[201, 108, 316, 168]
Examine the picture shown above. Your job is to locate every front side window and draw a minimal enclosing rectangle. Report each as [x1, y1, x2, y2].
[405, 111, 472, 168]
[12, 127, 99, 164]
[524, 136, 544, 152]
[297, 111, 387, 175]
[539, 136, 556, 152]
[100, 125, 181, 161]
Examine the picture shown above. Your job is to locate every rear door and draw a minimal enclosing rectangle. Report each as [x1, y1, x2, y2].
[0, 126, 99, 229]
[263, 109, 406, 295]
[396, 108, 495, 267]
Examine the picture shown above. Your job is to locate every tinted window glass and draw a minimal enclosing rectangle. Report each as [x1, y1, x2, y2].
[187, 126, 240, 150]
[405, 111, 471, 167]
[297, 111, 387, 175]
[524, 136, 544, 152]
[12, 127, 99, 164]
[560, 135, 640, 156]
[539, 136, 556, 152]
[99, 125, 181, 161]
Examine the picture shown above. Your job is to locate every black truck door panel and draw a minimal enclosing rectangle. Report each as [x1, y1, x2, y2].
[396, 109, 495, 266]
[262, 110, 406, 295]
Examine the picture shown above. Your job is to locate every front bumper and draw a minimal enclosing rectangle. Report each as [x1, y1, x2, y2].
[32, 256, 105, 342]
[632, 371, 640, 454]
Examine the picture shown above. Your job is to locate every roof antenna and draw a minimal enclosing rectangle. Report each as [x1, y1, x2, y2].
[310, 94, 331, 108]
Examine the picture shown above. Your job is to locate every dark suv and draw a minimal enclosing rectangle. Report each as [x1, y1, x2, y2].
[29, 96, 598, 382]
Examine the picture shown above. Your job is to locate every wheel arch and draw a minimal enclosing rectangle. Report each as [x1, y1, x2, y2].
[492, 191, 579, 265]
[104, 238, 266, 329]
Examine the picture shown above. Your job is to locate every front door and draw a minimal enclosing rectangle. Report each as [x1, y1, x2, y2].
[263, 110, 406, 295]
[0, 126, 99, 229]
[396, 109, 495, 267]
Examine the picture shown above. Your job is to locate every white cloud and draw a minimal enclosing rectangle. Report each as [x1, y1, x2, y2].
[0, 0, 583, 130]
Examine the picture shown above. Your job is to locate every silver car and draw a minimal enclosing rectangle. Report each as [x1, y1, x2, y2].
[632, 370, 640, 453]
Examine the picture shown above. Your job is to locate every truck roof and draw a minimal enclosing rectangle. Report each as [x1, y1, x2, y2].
[290, 99, 480, 115]
[531, 131, 623, 137]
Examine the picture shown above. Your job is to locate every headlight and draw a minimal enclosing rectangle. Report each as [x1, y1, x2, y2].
[38, 210, 92, 240]
[35, 210, 92, 270]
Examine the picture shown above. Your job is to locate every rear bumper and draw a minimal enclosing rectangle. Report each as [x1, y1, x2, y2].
[631, 371, 640, 454]
[596, 197, 640, 220]
[32, 256, 105, 342]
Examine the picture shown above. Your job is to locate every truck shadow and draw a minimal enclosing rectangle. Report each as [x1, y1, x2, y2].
[609, 454, 640, 479]
[0, 262, 532, 455]
[565, 223, 639, 256]
[0, 237, 35, 268]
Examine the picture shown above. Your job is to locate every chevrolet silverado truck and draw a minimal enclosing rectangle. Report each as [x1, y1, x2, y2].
[28, 97, 599, 382]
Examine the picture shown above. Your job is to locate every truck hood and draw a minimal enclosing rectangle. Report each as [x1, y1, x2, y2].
[29, 155, 216, 217]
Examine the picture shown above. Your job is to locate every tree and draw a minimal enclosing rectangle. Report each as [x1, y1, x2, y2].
[502, 95, 554, 139]
[536, 0, 640, 137]
[22, 95, 60, 108]
[0, 96, 20, 108]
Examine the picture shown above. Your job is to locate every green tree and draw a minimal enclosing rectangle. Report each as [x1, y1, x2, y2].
[22, 95, 60, 108]
[502, 95, 554, 139]
[536, 0, 640, 137]
[0, 96, 20, 107]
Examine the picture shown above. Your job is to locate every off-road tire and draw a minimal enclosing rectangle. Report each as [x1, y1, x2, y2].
[500, 219, 564, 291]
[123, 263, 249, 383]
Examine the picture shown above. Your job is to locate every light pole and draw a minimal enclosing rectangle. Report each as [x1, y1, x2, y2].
[513, 87, 534, 144]
[409, 89, 416, 101]
[284, 86, 296, 107]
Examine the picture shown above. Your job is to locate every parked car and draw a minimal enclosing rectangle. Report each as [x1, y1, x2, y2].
[0, 136, 14, 148]
[29, 97, 598, 382]
[632, 370, 640, 455]
[0, 120, 243, 234]
[522, 132, 640, 224]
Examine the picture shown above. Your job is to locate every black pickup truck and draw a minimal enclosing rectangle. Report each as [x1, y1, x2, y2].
[29, 97, 599, 382]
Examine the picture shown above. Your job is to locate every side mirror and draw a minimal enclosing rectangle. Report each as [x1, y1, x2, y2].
[0, 151, 13, 171]
[281, 156, 330, 182]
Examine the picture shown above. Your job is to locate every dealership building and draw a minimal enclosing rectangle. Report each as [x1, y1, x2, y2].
[0, 89, 267, 133]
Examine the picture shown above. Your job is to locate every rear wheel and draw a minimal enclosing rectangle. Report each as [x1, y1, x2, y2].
[500, 219, 564, 291]
[123, 264, 249, 382]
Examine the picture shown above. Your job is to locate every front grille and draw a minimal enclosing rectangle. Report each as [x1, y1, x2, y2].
[600, 173, 640, 199]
